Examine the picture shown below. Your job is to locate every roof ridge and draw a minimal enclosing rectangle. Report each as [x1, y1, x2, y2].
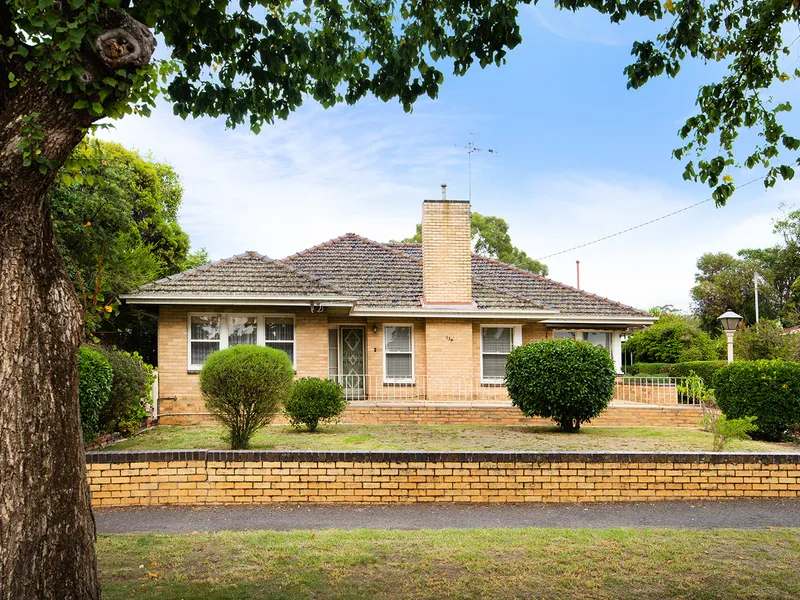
[134, 250, 264, 291]
[471, 254, 650, 317]
[347, 233, 423, 264]
[284, 233, 423, 265]
[132, 250, 346, 297]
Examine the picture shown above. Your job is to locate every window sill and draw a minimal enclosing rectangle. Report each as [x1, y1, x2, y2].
[383, 381, 415, 387]
[188, 369, 201, 374]
[480, 381, 506, 387]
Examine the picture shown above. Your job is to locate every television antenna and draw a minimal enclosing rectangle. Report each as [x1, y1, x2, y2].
[460, 139, 497, 202]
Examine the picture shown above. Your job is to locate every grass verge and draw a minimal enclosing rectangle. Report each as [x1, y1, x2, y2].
[103, 424, 798, 453]
[100, 528, 800, 599]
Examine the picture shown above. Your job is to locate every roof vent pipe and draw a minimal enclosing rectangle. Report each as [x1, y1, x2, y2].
[441, 184, 447, 200]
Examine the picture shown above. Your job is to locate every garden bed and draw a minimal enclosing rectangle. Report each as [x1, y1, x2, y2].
[102, 424, 798, 453]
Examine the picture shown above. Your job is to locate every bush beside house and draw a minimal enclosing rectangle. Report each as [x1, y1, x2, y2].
[77, 346, 113, 443]
[284, 377, 346, 432]
[622, 314, 718, 363]
[506, 339, 616, 432]
[96, 347, 155, 437]
[714, 359, 800, 440]
[200, 345, 294, 449]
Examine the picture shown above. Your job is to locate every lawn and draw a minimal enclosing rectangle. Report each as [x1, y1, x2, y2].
[102, 424, 798, 453]
[99, 528, 800, 599]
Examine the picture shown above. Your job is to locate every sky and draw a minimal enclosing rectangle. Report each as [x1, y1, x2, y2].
[98, 6, 800, 313]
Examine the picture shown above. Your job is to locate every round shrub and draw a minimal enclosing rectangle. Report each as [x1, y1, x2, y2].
[199, 345, 294, 449]
[713, 359, 800, 441]
[77, 346, 113, 443]
[285, 377, 346, 432]
[96, 347, 155, 437]
[506, 339, 616, 432]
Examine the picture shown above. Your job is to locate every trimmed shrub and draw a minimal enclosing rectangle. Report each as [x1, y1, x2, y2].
[714, 360, 800, 441]
[506, 339, 616, 432]
[96, 347, 155, 437]
[200, 345, 294, 449]
[625, 363, 669, 376]
[668, 361, 727, 387]
[77, 346, 113, 443]
[284, 377, 346, 432]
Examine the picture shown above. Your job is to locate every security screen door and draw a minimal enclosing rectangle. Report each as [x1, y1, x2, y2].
[339, 327, 365, 399]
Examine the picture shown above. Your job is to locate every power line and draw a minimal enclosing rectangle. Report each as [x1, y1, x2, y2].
[536, 175, 767, 261]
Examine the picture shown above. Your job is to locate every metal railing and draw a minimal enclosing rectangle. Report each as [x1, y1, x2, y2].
[326, 374, 703, 406]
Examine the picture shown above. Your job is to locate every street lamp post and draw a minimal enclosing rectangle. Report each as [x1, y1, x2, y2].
[718, 310, 743, 364]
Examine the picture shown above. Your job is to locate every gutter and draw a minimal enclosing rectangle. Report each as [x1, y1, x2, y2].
[120, 295, 358, 307]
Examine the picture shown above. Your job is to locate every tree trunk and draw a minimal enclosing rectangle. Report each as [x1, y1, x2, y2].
[0, 80, 100, 599]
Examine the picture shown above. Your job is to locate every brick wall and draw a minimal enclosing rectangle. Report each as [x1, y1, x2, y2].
[86, 450, 800, 507]
[421, 200, 472, 304]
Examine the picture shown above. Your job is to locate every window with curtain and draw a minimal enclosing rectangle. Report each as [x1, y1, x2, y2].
[265, 317, 295, 364]
[482, 326, 513, 381]
[582, 331, 611, 351]
[228, 316, 257, 347]
[190, 315, 220, 367]
[384, 325, 413, 381]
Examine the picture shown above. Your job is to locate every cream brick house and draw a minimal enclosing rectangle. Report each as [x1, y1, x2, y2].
[123, 196, 655, 424]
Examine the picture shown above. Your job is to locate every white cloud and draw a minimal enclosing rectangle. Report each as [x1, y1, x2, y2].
[99, 103, 787, 316]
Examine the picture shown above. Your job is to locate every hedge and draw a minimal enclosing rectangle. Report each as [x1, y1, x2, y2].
[714, 359, 800, 441]
[77, 346, 113, 443]
[284, 377, 346, 431]
[96, 347, 155, 437]
[626, 361, 727, 387]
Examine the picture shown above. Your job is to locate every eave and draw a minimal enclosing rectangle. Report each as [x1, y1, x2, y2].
[120, 294, 357, 307]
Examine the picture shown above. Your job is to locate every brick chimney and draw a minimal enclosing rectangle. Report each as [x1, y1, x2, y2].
[422, 185, 473, 305]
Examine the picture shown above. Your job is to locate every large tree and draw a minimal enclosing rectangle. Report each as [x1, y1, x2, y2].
[397, 212, 549, 275]
[1, 0, 798, 596]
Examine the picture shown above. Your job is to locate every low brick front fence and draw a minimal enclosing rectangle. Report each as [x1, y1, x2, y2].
[160, 403, 705, 427]
[87, 450, 800, 507]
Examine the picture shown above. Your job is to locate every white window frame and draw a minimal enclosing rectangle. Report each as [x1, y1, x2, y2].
[383, 323, 415, 384]
[553, 329, 612, 351]
[263, 314, 297, 367]
[187, 312, 296, 371]
[480, 324, 523, 384]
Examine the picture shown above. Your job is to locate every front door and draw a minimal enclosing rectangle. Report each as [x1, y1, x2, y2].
[340, 327, 365, 398]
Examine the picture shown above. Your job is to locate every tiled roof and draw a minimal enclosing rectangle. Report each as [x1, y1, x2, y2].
[127, 237, 649, 318]
[385, 242, 649, 317]
[282, 234, 423, 307]
[129, 252, 346, 298]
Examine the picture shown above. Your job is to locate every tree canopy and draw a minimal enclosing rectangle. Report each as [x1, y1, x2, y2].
[622, 312, 719, 363]
[50, 138, 206, 345]
[397, 212, 548, 275]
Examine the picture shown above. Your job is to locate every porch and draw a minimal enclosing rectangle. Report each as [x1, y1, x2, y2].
[329, 375, 698, 407]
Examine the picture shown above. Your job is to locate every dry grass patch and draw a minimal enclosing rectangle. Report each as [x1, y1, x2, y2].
[103, 424, 799, 453]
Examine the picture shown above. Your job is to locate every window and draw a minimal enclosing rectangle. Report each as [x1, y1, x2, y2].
[228, 316, 257, 347]
[582, 331, 611, 351]
[190, 315, 220, 368]
[384, 325, 413, 381]
[328, 328, 339, 379]
[553, 330, 611, 353]
[481, 326, 514, 382]
[188, 313, 296, 370]
[265, 317, 295, 364]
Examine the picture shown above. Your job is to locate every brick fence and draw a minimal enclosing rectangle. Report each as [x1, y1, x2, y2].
[160, 403, 705, 427]
[86, 450, 800, 507]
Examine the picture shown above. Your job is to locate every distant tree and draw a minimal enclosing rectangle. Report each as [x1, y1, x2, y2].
[690, 252, 777, 332]
[51, 139, 204, 349]
[396, 212, 548, 275]
[623, 313, 718, 363]
[734, 320, 800, 361]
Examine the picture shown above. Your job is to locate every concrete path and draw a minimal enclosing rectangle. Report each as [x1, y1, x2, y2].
[96, 500, 800, 533]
